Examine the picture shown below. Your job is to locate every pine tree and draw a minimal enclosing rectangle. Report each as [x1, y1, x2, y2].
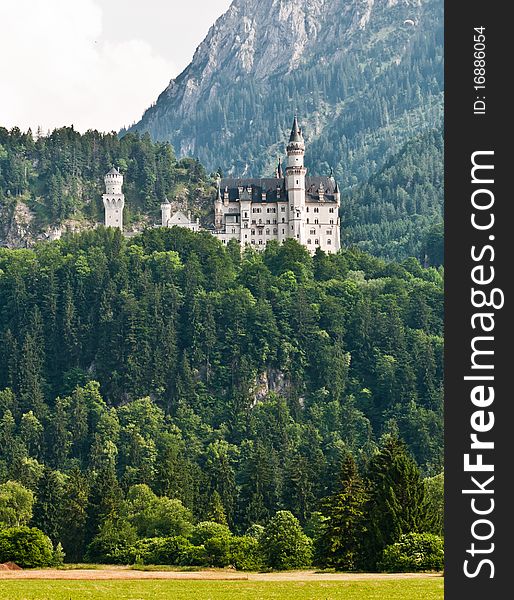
[315, 455, 368, 570]
[361, 436, 431, 569]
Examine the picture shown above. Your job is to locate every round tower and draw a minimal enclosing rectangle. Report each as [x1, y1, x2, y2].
[161, 197, 172, 227]
[286, 116, 307, 244]
[102, 167, 125, 230]
[214, 179, 223, 231]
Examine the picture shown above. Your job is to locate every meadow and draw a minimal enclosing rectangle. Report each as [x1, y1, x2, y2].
[0, 578, 444, 600]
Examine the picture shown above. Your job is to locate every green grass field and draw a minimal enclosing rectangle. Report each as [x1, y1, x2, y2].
[0, 578, 443, 600]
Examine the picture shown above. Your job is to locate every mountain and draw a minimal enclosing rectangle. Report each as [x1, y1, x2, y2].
[344, 128, 443, 262]
[128, 0, 443, 188]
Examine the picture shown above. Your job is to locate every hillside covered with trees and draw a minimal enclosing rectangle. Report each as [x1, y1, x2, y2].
[0, 228, 443, 567]
[0, 127, 214, 246]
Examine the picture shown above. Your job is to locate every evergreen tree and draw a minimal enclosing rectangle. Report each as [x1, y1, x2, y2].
[315, 455, 368, 570]
[361, 436, 431, 569]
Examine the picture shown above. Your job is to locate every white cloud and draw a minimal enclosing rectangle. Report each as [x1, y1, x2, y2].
[0, 0, 175, 133]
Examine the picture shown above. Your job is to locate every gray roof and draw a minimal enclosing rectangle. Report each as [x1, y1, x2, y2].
[106, 166, 121, 175]
[219, 176, 338, 203]
[289, 116, 303, 143]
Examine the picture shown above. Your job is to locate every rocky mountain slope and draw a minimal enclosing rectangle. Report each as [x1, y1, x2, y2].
[128, 0, 443, 187]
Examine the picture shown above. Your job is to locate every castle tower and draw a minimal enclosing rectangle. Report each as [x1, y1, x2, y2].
[214, 179, 223, 231]
[286, 116, 307, 244]
[161, 197, 172, 227]
[102, 167, 125, 230]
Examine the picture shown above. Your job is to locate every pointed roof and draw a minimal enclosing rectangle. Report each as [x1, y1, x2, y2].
[289, 115, 303, 143]
[334, 180, 340, 194]
[216, 178, 222, 200]
[277, 158, 283, 179]
[106, 166, 120, 176]
[161, 196, 171, 205]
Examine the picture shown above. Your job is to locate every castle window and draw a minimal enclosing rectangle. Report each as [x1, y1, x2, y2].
[251, 229, 255, 235]
[327, 239, 332, 245]
[251, 240, 255, 244]
[273, 228, 277, 234]
[244, 212, 248, 218]
[306, 207, 309, 212]
[231, 228, 236, 234]
[259, 230, 263, 235]
[314, 219, 319, 225]
[245, 234, 248, 239]
[282, 229, 285, 234]
[330, 219, 334, 225]
[281, 218, 285, 223]
[290, 205, 293, 210]
[329, 207, 335, 213]
[307, 239, 311, 245]
[306, 218, 309, 224]
[314, 207, 319, 213]
[273, 219, 277, 224]
[310, 229, 316, 235]
[266, 229, 270, 235]
[266, 219, 270, 224]
[259, 240, 263, 245]
[281, 206, 286, 212]
[315, 239, 319, 245]
[327, 230, 332, 235]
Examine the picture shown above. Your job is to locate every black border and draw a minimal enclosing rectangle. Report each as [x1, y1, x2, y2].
[445, 1, 511, 595]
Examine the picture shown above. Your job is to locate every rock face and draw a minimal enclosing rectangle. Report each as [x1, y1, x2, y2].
[129, 0, 443, 184]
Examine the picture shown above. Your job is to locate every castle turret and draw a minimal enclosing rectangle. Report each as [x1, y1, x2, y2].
[286, 116, 307, 244]
[102, 167, 125, 230]
[214, 179, 223, 231]
[334, 180, 341, 207]
[161, 197, 172, 227]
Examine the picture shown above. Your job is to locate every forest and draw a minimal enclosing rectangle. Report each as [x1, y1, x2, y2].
[0, 227, 444, 569]
[0, 126, 213, 231]
[0, 126, 442, 264]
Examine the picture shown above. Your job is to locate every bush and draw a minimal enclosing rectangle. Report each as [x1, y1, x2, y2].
[85, 518, 138, 563]
[0, 526, 54, 568]
[229, 536, 263, 571]
[260, 511, 313, 570]
[190, 521, 231, 546]
[122, 536, 207, 566]
[378, 533, 444, 572]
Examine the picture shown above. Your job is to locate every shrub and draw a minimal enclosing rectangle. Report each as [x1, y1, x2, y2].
[190, 521, 231, 546]
[378, 533, 444, 572]
[85, 518, 138, 563]
[122, 536, 207, 566]
[260, 511, 313, 570]
[0, 526, 54, 568]
[229, 535, 263, 571]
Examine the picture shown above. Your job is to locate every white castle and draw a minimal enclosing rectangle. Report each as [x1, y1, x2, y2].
[103, 117, 341, 254]
[160, 199, 200, 231]
[102, 167, 125, 230]
[213, 116, 341, 254]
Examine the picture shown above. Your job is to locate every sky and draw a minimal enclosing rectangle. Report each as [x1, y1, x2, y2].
[0, 0, 232, 134]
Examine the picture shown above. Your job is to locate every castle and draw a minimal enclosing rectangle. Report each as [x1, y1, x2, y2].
[102, 167, 125, 231]
[102, 117, 341, 254]
[212, 116, 341, 254]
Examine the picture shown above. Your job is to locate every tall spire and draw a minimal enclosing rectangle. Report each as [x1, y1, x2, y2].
[216, 177, 222, 201]
[276, 157, 283, 179]
[289, 115, 303, 143]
